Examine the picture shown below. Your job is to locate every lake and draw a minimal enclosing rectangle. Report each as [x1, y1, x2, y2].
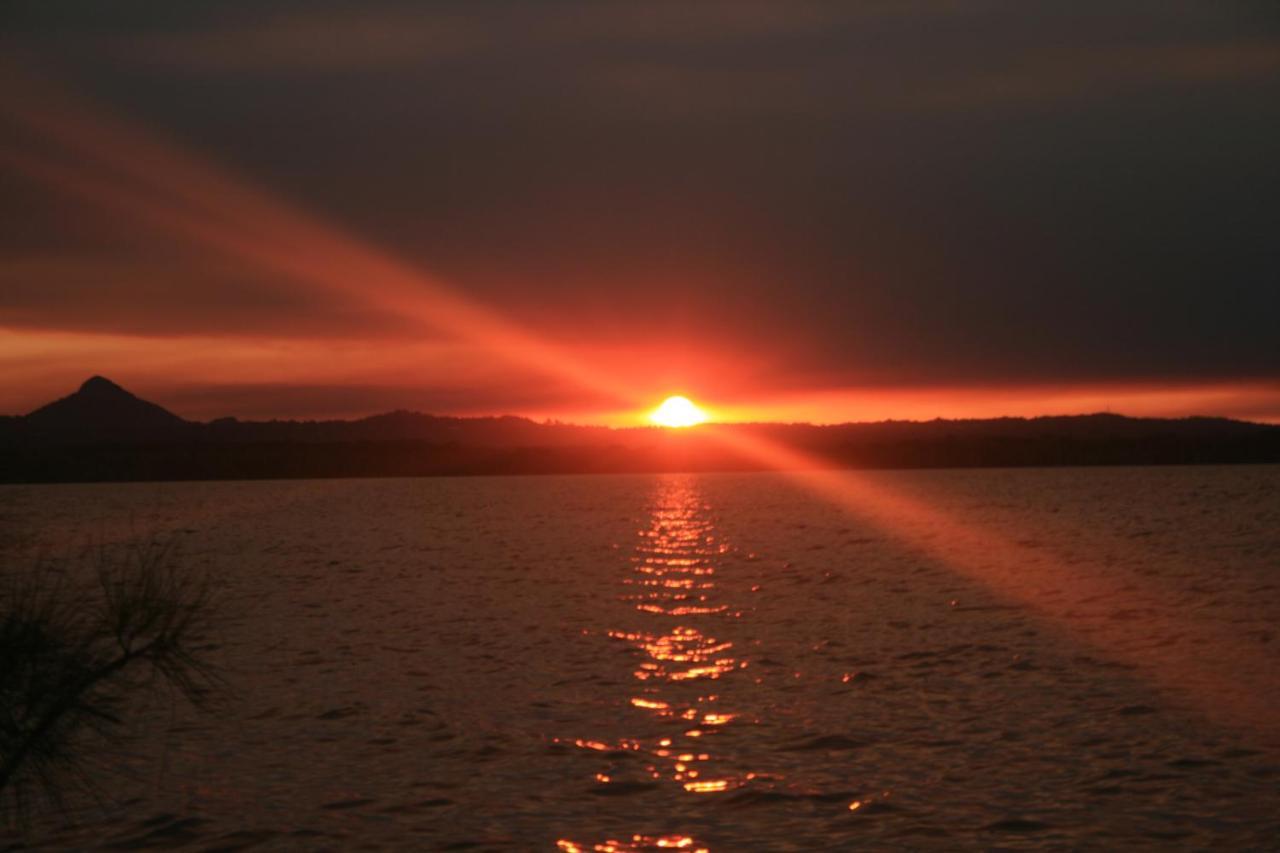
[3, 466, 1279, 850]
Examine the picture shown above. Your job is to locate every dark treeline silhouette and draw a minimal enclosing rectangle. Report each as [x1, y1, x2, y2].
[2, 377, 1277, 483]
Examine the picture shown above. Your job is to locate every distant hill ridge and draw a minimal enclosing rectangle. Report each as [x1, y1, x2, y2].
[1, 377, 1277, 482]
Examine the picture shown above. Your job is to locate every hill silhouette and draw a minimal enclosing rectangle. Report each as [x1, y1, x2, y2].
[1, 377, 1277, 483]
[24, 376, 188, 434]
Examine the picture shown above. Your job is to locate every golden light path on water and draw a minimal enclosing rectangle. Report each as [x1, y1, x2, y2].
[556, 478, 744, 853]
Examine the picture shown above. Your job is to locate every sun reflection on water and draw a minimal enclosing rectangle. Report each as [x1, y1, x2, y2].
[557, 835, 708, 853]
[557, 475, 758, 851]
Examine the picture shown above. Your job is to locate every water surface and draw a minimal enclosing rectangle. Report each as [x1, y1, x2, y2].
[3, 466, 1279, 849]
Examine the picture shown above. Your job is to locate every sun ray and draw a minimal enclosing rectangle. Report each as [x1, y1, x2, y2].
[0, 69, 644, 410]
[705, 426, 1280, 740]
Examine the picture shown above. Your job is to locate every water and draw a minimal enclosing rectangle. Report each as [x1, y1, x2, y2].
[2, 466, 1279, 849]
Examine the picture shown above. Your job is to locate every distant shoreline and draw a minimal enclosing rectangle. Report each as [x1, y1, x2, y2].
[3, 440, 1277, 486]
[4, 377, 1278, 484]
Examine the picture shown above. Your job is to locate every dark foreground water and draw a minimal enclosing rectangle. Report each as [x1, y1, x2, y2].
[3, 466, 1279, 850]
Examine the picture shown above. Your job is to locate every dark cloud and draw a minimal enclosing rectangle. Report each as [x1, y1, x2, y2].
[0, 252, 422, 339]
[2, 0, 1278, 411]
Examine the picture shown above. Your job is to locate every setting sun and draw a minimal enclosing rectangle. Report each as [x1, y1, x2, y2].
[650, 395, 708, 428]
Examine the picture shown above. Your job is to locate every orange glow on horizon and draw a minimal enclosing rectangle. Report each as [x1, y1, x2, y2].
[706, 381, 1280, 425]
[576, 380, 1280, 428]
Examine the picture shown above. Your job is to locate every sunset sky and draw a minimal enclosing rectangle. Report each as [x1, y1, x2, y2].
[2, 2, 1278, 425]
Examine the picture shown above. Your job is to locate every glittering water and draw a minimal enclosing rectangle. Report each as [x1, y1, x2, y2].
[3, 466, 1279, 850]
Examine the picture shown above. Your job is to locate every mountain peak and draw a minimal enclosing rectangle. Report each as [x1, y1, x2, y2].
[79, 375, 130, 396]
[25, 377, 186, 433]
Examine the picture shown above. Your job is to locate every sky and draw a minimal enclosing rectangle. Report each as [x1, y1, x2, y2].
[2, 1, 1278, 425]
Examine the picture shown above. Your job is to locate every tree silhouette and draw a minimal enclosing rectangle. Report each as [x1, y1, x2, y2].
[0, 539, 221, 824]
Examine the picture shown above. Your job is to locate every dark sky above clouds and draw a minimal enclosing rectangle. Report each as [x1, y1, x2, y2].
[2, 1, 1278, 421]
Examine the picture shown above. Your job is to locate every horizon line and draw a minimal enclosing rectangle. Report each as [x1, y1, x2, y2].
[9, 374, 1280, 429]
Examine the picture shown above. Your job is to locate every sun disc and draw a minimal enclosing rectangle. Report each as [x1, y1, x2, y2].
[650, 395, 707, 428]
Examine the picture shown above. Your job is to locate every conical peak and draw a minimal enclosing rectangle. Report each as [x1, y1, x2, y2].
[79, 375, 129, 396]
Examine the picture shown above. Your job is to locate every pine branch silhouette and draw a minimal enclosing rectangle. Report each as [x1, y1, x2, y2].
[0, 538, 222, 825]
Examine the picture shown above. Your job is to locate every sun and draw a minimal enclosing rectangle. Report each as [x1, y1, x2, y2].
[650, 395, 708, 428]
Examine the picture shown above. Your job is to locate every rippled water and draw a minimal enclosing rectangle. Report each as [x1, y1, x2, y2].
[3, 466, 1279, 850]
